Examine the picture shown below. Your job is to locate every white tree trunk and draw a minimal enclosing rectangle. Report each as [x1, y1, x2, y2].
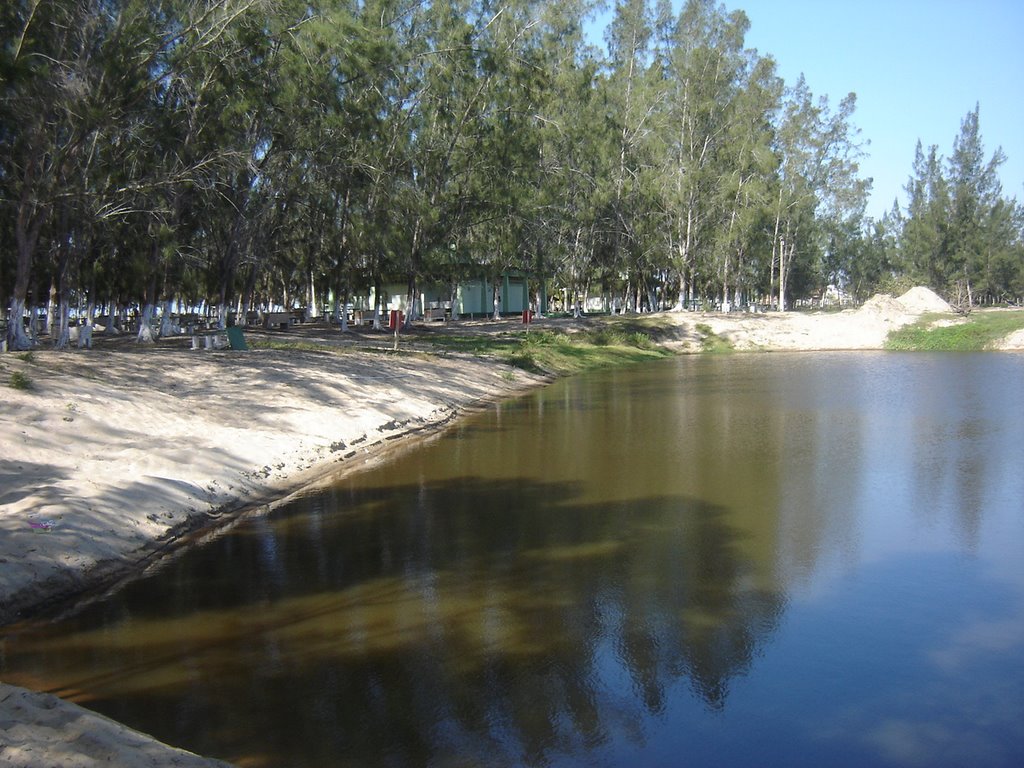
[6, 297, 33, 351]
[28, 306, 42, 343]
[53, 298, 71, 350]
[778, 237, 790, 312]
[79, 299, 95, 349]
[137, 303, 157, 343]
[104, 302, 120, 335]
[46, 282, 58, 336]
[372, 289, 383, 331]
[307, 271, 319, 319]
[160, 300, 175, 336]
[337, 288, 350, 333]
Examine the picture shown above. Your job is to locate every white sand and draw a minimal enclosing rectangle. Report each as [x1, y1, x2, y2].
[0, 682, 231, 766]
[670, 287, 954, 352]
[1, 291, 1020, 766]
[1, 343, 545, 624]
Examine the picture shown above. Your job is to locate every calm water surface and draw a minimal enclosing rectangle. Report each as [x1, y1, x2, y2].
[4, 353, 1024, 767]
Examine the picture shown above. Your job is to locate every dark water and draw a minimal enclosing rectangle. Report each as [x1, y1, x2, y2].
[4, 353, 1024, 767]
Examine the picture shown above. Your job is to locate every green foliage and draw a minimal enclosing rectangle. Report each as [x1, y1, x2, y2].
[629, 331, 654, 350]
[885, 311, 1024, 351]
[506, 349, 542, 373]
[895, 106, 1021, 303]
[585, 327, 628, 347]
[3, 0, 1017, 345]
[877, 273, 919, 299]
[9, 371, 32, 391]
[695, 323, 734, 354]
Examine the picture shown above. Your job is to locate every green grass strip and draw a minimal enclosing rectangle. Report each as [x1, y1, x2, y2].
[885, 311, 1024, 351]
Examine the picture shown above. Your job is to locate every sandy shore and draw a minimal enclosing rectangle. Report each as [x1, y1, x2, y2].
[0, 681, 233, 767]
[2, 291, 1020, 765]
[0, 337, 547, 625]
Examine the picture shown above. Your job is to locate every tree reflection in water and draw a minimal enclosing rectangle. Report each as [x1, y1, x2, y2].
[7, 476, 785, 767]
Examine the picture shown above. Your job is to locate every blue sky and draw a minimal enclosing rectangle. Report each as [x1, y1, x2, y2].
[588, 0, 1024, 220]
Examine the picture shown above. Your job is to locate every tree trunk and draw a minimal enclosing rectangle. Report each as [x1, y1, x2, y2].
[240, 263, 258, 327]
[7, 193, 42, 351]
[137, 303, 157, 343]
[7, 297, 32, 351]
[46, 281, 58, 336]
[307, 269, 319, 319]
[53, 296, 71, 350]
[79, 296, 95, 349]
[338, 285, 350, 333]
[160, 299, 175, 336]
[215, 301, 229, 330]
[28, 305, 42, 344]
[372, 277, 384, 331]
[405, 273, 417, 327]
[778, 235, 790, 312]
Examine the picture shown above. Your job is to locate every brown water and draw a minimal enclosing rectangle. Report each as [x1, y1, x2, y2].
[4, 352, 1024, 767]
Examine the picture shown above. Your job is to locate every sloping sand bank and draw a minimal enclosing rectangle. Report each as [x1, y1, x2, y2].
[1, 682, 231, 766]
[659, 286, 957, 351]
[1, 343, 545, 625]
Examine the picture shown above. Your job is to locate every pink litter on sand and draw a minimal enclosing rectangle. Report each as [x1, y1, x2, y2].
[29, 520, 57, 531]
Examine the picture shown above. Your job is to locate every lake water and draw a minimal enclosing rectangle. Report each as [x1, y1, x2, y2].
[3, 353, 1024, 767]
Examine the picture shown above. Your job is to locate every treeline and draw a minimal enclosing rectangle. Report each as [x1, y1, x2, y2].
[865, 106, 1023, 307]
[2, 0, 1021, 351]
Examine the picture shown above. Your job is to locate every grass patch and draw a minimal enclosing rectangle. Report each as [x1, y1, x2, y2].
[583, 326, 627, 347]
[629, 330, 655, 350]
[885, 310, 1024, 351]
[538, 335, 667, 375]
[440, 324, 674, 376]
[695, 323, 734, 354]
[425, 333, 522, 356]
[9, 371, 32, 390]
[249, 339, 343, 354]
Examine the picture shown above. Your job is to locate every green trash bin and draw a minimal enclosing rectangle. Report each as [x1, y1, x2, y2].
[226, 326, 247, 350]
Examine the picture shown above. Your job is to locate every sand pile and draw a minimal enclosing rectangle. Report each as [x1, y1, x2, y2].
[858, 293, 908, 318]
[896, 286, 952, 313]
[860, 286, 951, 319]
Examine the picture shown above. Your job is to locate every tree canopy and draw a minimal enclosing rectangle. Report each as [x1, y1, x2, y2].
[3, 0, 1021, 350]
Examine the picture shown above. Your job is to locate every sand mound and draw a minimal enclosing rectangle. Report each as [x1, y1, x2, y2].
[858, 287, 951, 320]
[896, 286, 952, 313]
[858, 293, 908, 317]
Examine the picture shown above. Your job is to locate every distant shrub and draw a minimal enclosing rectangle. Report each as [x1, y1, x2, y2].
[587, 327, 626, 347]
[629, 331, 653, 349]
[9, 371, 32, 390]
[695, 323, 733, 354]
[507, 350, 539, 372]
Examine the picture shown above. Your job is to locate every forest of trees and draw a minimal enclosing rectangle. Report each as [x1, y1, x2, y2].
[3, 0, 1022, 351]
